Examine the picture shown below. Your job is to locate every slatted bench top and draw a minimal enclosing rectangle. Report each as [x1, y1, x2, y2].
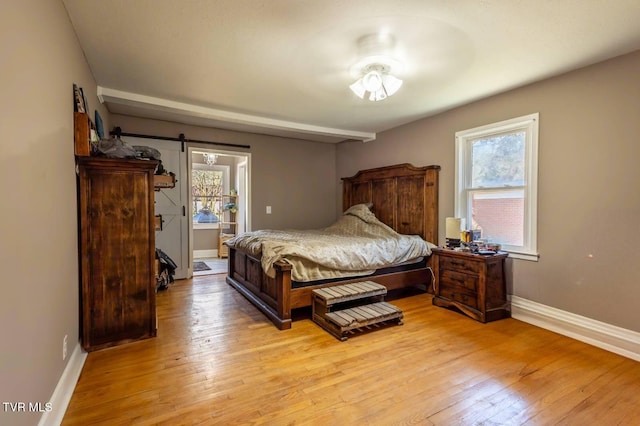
[312, 281, 403, 340]
[312, 281, 387, 305]
[325, 302, 402, 328]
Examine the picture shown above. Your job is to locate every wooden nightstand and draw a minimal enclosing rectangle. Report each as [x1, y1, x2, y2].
[432, 248, 510, 323]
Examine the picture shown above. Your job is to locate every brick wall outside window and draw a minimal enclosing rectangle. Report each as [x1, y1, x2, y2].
[472, 197, 523, 245]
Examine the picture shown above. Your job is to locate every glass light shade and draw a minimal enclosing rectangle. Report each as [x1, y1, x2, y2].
[370, 89, 387, 101]
[349, 79, 366, 99]
[361, 70, 383, 92]
[349, 67, 403, 101]
[381, 73, 403, 96]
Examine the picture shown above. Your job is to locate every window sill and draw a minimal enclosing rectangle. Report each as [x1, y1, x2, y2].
[193, 223, 220, 230]
[505, 251, 539, 262]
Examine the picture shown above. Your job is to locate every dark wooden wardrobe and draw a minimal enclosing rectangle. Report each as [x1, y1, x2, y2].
[77, 157, 157, 351]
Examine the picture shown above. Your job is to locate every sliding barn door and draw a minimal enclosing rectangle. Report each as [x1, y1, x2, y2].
[125, 137, 189, 279]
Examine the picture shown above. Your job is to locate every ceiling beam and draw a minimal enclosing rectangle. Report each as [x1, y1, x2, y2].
[97, 86, 376, 143]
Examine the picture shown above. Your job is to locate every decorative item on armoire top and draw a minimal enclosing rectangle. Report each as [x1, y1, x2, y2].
[80, 87, 89, 115]
[73, 83, 85, 113]
[96, 135, 137, 158]
[133, 145, 162, 160]
[94, 110, 104, 139]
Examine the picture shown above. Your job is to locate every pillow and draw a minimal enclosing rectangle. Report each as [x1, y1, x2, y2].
[343, 203, 373, 215]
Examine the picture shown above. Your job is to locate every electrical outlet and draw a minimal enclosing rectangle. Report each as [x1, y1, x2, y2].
[63, 335, 68, 361]
[266, 206, 272, 214]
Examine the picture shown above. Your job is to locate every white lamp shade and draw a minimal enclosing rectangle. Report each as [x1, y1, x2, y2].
[349, 80, 366, 99]
[445, 217, 462, 239]
[372, 89, 386, 101]
[381, 73, 403, 96]
[361, 70, 383, 92]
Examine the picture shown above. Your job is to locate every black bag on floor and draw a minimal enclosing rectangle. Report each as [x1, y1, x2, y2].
[155, 248, 177, 290]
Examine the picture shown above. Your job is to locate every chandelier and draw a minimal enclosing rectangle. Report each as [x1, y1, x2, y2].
[203, 153, 218, 165]
[349, 33, 403, 102]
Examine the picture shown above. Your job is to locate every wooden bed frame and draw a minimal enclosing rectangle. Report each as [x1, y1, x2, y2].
[226, 163, 440, 329]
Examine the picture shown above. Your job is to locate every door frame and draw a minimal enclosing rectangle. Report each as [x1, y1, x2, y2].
[236, 159, 249, 236]
[187, 145, 251, 276]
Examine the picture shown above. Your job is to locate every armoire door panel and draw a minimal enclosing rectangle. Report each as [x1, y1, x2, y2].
[77, 157, 157, 351]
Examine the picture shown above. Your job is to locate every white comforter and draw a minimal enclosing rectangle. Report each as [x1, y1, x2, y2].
[225, 204, 436, 282]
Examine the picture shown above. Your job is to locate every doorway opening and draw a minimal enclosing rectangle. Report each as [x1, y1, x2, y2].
[189, 147, 250, 276]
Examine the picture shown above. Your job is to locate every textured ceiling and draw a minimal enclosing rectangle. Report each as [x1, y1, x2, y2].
[62, 0, 640, 142]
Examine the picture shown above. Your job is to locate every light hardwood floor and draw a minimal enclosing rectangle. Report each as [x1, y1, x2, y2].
[63, 274, 640, 425]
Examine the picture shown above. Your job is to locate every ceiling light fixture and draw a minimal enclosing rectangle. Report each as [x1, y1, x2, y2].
[349, 33, 404, 102]
[350, 63, 403, 101]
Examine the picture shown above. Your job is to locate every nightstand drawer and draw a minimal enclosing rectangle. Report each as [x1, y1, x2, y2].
[439, 282, 478, 309]
[440, 256, 482, 275]
[440, 270, 477, 292]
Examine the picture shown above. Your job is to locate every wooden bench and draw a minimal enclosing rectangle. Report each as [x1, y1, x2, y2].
[312, 281, 403, 341]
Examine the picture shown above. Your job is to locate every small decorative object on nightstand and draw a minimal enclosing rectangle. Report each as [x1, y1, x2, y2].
[432, 247, 509, 323]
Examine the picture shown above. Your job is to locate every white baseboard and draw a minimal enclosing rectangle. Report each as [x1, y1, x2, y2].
[510, 295, 640, 362]
[194, 249, 218, 259]
[39, 342, 87, 426]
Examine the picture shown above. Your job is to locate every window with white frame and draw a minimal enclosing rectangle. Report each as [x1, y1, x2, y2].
[192, 163, 230, 230]
[455, 113, 539, 261]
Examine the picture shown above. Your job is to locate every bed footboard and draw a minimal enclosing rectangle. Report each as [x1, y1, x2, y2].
[226, 246, 293, 329]
[227, 244, 434, 330]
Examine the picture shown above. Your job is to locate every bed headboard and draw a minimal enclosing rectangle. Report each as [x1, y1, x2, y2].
[342, 163, 440, 244]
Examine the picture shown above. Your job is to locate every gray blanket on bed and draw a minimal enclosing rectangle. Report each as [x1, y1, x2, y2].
[225, 204, 436, 282]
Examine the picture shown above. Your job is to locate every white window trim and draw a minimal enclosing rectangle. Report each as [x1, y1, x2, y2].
[193, 222, 220, 230]
[455, 113, 539, 261]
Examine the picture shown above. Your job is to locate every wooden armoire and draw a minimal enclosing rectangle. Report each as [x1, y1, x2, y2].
[77, 157, 158, 351]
